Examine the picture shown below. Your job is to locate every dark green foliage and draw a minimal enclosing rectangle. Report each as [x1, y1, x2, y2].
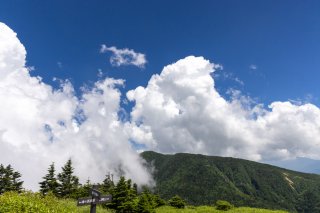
[215, 200, 234, 211]
[141, 151, 320, 212]
[296, 189, 320, 213]
[108, 176, 138, 212]
[137, 192, 155, 213]
[102, 173, 114, 193]
[0, 164, 23, 194]
[39, 163, 59, 195]
[106, 177, 165, 212]
[168, 195, 186, 209]
[153, 194, 166, 207]
[72, 178, 93, 198]
[133, 183, 138, 195]
[56, 159, 80, 198]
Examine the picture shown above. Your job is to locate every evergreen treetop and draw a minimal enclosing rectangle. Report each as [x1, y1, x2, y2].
[56, 159, 79, 198]
[0, 164, 23, 194]
[39, 162, 59, 195]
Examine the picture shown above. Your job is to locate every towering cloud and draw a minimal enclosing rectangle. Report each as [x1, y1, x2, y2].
[127, 56, 320, 161]
[0, 23, 153, 190]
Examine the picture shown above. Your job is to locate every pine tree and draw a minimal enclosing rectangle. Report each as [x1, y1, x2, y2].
[102, 173, 114, 193]
[133, 183, 138, 196]
[39, 163, 59, 195]
[109, 176, 137, 212]
[0, 164, 8, 194]
[0, 164, 8, 195]
[0, 164, 23, 194]
[75, 178, 92, 198]
[137, 192, 155, 213]
[11, 168, 23, 192]
[57, 159, 79, 198]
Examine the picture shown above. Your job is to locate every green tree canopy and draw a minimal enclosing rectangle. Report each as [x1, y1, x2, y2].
[168, 195, 186, 209]
[101, 173, 114, 193]
[39, 163, 59, 196]
[0, 164, 23, 194]
[56, 159, 79, 198]
[108, 176, 138, 212]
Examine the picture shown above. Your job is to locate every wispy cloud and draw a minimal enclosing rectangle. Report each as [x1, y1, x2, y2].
[57, 61, 63, 69]
[100, 44, 147, 68]
[27, 66, 35, 72]
[249, 64, 257, 70]
[214, 70, 244, 86]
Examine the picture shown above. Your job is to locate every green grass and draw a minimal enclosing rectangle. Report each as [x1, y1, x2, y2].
[0, 192, 288, 213]
[77, 206, 113, 213]
[0, 191, 75, 213]
[0, 191, 113, 213]
[155, 206, 288, 213]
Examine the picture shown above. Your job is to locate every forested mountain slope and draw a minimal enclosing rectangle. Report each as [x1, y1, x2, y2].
[141, 151, 320, 212]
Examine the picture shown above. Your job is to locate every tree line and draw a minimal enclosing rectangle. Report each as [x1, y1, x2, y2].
[0, 160, 186, 213]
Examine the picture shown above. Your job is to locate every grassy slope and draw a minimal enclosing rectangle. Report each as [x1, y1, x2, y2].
[0, 192, 111, 213]
[156, 206, 288, 213]
[141, 151, 320, 211]
[0, 192, 287, 213]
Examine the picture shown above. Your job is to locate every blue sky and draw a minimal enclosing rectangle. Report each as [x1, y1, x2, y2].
[2, 0, 320, 105]
[1, 1, 320, 189]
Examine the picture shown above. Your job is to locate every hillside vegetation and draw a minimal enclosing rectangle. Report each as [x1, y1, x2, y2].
[141, 151, 320, 212]
[0, 192, 288, 213]
[156, 206, 287, 213]
[0, 191, 109, 213]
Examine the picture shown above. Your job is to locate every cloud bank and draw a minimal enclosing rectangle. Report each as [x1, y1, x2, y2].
[1, 22, 320, 191]
[127, 56, 320, 162]
[100, 44, 147, 68]
[0, 23, 152, 190]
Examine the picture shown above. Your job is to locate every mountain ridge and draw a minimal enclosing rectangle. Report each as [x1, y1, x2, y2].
[140, 151, 320, 212]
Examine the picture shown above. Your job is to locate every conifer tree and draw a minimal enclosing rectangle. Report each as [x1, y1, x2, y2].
[0, 164, 9, 194]
[11, 167, 23, 192]
[75, 178, 92, 198]
[133, 183, 138, 196]
[0, 164, 23, 194]
[137, 192, 155, 213]
[102, 173, 114, 193]
[57, 159, 79, 198]
[39, 163, 59, 195]
[109, 176, 137, 212]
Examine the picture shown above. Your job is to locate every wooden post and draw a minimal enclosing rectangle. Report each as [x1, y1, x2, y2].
[90, 203, 96, 213]
[90, 185, 99, 213]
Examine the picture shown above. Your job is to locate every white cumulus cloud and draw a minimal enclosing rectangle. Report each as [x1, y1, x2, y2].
[100, 44, 147, 68]
[0, 22, 153, 190]
[127, 56, 320, 162]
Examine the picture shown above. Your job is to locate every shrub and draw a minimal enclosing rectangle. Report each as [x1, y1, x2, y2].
[168, 195, 186, 209]
[215, 200, 234, 211]
[0, 191, 77, 213]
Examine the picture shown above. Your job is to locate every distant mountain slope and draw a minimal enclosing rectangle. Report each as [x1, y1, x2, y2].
[266, 157, 320, 174]
[141, 151, 320, 212]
